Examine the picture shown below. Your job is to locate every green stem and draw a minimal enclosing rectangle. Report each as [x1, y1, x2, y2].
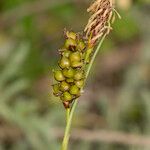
[61, 108, 70, 150]
[66, 108, 70, 123]
[85, 34, 107, 79]
[61, 34, 107, 150]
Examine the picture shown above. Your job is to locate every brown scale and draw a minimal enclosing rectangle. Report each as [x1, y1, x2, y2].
[84, 0, 113, 43]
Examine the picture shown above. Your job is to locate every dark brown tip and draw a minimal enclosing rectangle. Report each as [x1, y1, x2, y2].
[63, 101, 70, 109]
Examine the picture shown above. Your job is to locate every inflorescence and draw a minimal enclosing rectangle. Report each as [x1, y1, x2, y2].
[52, 0, 120, 108]
[52, 31, 91, 108]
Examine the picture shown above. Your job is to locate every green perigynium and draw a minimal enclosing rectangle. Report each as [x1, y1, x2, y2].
[53, 31, 92, 108]
[59, 57, 70, 69]
[54, 70, 65, 82]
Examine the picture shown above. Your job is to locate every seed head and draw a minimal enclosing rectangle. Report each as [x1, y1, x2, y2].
[52, 1, 120, 109]
[52, 31, 87, 108]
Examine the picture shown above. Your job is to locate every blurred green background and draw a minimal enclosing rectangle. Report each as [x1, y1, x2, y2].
[0, 0, 150, 150]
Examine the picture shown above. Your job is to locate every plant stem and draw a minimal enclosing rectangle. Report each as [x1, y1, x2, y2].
[61, 108, 70, 150]
[66, 108, 70, 123]
[85, 34, 107, 79]
[61, 34, 107, 150]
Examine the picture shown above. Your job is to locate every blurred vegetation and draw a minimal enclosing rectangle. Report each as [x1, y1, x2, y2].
[0, 0, 150, 150]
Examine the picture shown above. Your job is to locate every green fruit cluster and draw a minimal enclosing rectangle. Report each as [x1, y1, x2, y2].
[52, 31, 87, 107]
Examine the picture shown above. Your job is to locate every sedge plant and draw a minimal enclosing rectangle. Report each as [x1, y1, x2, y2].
[52, 0, 121, 150]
